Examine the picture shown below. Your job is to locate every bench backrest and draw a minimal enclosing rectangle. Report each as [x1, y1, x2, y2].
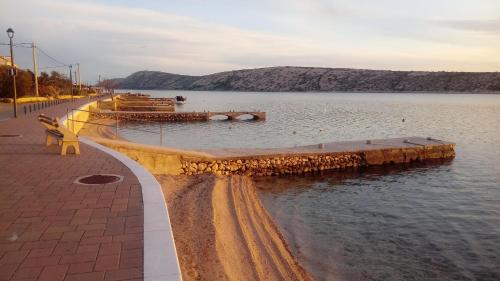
[38, 114, 59, 130]
[38, 114, 78, 141]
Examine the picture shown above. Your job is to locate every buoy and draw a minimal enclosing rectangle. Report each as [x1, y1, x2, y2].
[402, 118, 406, 122]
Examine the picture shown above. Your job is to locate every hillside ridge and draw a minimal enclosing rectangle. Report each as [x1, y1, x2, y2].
[105, 66, 500, 92]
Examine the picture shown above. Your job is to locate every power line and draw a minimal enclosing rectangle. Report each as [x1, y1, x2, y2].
[35, 45, 68, 67]
[38, 65, 68, 70]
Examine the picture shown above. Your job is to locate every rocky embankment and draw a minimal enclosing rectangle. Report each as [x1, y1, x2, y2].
[182, 154, 364, 176]
[180, 143, 456, 176]
[105, 66, 500, 92]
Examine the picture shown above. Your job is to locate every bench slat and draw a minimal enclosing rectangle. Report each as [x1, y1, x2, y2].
[46, 129, 64, 138]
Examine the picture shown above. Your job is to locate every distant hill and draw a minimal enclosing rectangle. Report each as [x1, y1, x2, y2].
[103, 67, 500, 92]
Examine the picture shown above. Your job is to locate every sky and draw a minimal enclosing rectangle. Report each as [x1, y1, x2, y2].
[0, 0, 499, 84]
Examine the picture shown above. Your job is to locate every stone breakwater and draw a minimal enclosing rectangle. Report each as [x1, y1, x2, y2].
[90, 111, 210, 122]
[180, 142, 456, 176]
[89, 111, 266, 122]
[85, 136, 455, 177]
[182, 153, 364, 176]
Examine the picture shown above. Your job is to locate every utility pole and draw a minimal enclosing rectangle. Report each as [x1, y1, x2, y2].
[69, 64, 73, 99]
[32, 42, 39, 97]
[6, 28, 17, 118]
[76, 63, 81, 91]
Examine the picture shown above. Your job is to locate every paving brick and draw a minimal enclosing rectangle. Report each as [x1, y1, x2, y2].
[0, 250, 29, 264]
[65, 271, 105, 281]
[38, 264, 68, 281]
[80, 236, 113, 245]
[77, 224, 106, 231]
[20, 255, 60, 268]
[0, 263, 20, 280]
[95, 255, 120, 272]
[83, 230, 105, 238]
[21, 240, 58, 251]
[68, 262, 95, 274]
[40, 231, 64, 241]
[53, 242, 79, 256]
[77, 245, 99, 254]
[11, 266, 42, 280]
[60, 231, 84, 242]
[119, 256, 141, 270]
[27, 248, 53, 258]
[98, 243, 121, 256]
[74, 209, 93, 217]
[60, 251, 98, 264]
[104, 268, 142, 281]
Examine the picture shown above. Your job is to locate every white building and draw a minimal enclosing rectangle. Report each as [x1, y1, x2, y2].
[0, 56, 17, 67]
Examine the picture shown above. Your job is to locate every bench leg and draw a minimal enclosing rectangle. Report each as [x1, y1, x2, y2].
[46, 134, 52, 146]
[61, 142, 69, 156]
[61, 141, 80, 156]
[73, 142, 80, 155]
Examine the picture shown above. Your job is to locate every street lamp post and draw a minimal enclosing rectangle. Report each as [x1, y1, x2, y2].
[69, 64, 73, 101]
[6, 28, 17, 118]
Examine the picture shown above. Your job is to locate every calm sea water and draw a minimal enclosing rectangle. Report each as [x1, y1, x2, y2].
[120, 90, 500, 281]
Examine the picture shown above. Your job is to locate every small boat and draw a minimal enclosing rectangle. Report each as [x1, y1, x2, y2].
[175, 96, 187, 104]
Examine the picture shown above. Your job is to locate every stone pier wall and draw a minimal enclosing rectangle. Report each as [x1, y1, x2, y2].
[180, 144, 455, 176]
[182, 153, 365, 176]
[90, 111, 209, 122]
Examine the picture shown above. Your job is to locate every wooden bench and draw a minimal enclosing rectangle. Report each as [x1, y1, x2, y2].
[38, 114, 80, 155]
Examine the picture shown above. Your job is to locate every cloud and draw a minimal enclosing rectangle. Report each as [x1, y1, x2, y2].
[438, 19, 500, 34]
[0, 0, 499, 83]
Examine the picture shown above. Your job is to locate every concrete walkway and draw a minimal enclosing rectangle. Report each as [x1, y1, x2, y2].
[0, 99, 144, 281]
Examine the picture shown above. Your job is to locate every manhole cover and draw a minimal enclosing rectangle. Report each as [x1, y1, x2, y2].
[74, 174, 123, 185]
[0, 134, 21, 138]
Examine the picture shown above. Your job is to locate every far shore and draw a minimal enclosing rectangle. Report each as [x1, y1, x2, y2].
[117, 89, 500, 94]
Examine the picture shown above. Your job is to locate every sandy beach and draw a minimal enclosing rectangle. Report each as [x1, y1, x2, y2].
[157, 174, 313, 281]
[78, 118, 121, 139]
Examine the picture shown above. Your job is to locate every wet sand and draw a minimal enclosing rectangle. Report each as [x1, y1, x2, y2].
[157, 174, 313, 281]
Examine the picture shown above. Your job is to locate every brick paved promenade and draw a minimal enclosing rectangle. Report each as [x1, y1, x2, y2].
[0, 100, 144, 281]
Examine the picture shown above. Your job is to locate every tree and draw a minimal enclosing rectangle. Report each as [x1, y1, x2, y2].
[0, 66, 72, 98]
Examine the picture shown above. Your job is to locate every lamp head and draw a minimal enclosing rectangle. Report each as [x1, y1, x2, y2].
[6, 28, 14, 39]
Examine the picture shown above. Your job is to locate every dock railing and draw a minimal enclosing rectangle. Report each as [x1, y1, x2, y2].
[67, 107, 167, 145]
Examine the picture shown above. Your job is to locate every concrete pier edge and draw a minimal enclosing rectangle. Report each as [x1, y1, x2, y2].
[61, 102, 183, 281]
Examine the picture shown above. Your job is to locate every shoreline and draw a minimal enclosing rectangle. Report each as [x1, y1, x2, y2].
[157, 174, 313, 281]
[80, 120, 314, 280]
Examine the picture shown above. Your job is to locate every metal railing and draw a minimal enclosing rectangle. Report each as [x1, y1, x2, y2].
[21, 94, 104, 115]
[67, 107, 165, 145]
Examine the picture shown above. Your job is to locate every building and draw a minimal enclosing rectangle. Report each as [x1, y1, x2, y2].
[0, 55, 17, 67]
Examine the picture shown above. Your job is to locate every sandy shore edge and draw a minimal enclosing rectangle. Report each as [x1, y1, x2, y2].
[157, 174, 313, 281]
